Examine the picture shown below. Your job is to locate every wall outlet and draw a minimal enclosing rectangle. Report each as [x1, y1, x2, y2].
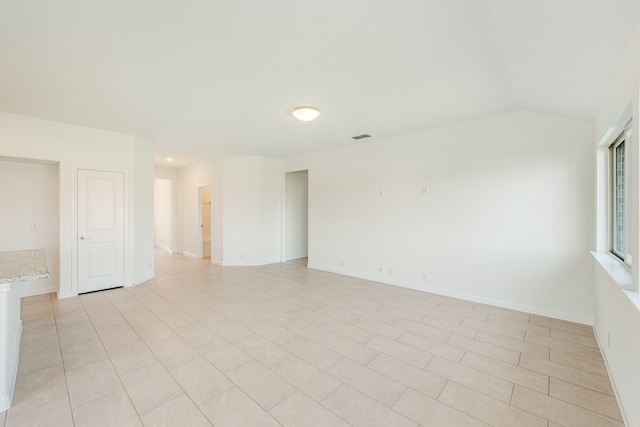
[378, 266, 384, 273]
[31, 223, 39, 231]
[421, 273, 427, 281]
[379, 189, 385, 196]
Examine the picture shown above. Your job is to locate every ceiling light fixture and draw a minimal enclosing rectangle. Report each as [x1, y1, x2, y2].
[166, 158, 174, 162]
[291, 106, 321, 121]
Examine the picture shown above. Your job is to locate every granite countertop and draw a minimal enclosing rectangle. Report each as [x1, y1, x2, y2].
[0, 249, 50, 284]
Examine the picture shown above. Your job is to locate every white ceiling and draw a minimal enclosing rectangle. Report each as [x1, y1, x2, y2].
[1, 1, 639, 167]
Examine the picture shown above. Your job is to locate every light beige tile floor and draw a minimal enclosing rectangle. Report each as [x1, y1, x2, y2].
[2, 250, 625, 426]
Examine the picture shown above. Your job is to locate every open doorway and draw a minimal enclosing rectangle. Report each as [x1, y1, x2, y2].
[285, 170, 308, 263]
[154, 178, 173, 253]
[199, 185, 212, 259]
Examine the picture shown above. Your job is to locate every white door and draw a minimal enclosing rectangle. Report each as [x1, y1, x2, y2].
[77, 169, 125, 293]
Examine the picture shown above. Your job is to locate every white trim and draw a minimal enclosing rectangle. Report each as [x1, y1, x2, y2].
[197, 183, 214, 260]
[281, 171, 288, 262]
[134, 273, 155, 286]
[0, 320, 22, 413]
[71, 165, 130, 297]
[308, 263, 594, 326]
[57, 291, 76, 299]
[282, 169, 310, 262]
[593, 328, 630, 427]
[182, 251, 198, 258]
[0, 396, 9, 413]
[592, 251, 632, 289]
[154, 244, 173, 254]
[211, 259, 223, 266]
[598, 103, 633, 147]
[7, 319, 21, 410]
[19, 286, 57, 298]
[609, 120, 634, 266]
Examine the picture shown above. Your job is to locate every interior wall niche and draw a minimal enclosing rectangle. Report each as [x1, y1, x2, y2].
[0, 157, 59, 296]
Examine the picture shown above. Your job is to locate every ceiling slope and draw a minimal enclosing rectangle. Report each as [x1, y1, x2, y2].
[0, 0, 638, 166]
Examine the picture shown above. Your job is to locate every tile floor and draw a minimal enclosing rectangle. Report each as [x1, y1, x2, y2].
[1, 250, 624, 426]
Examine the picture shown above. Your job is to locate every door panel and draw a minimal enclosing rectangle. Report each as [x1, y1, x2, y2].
[78, 169, 124, 293]
[88, 242, 117, 277]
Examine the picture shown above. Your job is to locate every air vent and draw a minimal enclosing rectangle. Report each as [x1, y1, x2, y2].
[352, 134, 371, 140]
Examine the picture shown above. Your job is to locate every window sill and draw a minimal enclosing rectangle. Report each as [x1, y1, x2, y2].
[592, 251, 640, 311]
[592, 251, 632, 288]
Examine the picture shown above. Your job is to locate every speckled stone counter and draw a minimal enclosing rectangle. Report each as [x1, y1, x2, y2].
[0, 249, 49, 413]
[0, 249, 50, 285]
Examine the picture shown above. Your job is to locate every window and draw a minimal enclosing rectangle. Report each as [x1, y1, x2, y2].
[610, 121, 633, 264]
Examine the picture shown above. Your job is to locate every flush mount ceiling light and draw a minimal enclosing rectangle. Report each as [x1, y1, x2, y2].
[291, 106, 321, 121]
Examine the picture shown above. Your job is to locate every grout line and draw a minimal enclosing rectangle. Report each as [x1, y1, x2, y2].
[14, 253, 623, 427]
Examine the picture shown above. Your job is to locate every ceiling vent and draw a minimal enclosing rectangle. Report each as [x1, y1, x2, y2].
[352, 134, 371, 140]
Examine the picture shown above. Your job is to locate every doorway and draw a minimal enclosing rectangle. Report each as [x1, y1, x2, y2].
[285, 170, 308, 262]
[77, 169, 125, 294]
[199, 185, 212, 259]
[154, 178, 173, 253]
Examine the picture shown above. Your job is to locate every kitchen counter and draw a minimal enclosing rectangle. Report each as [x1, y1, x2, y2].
[0, 249, 49, 413]
[0, 249, 50, 285]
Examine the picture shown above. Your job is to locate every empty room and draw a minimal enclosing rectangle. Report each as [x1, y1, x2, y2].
[1, 1, 640, 426]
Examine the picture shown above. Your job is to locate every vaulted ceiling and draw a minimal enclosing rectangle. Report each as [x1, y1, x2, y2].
[1, 1, 639, 166]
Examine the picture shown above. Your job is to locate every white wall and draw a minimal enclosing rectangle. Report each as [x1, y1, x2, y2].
[260, 157, 283, 264]
[0, 159, 59, 296]
[286, 170, 308, 260]
[176, 158, 223, 262]
[133, 137, 155, 284]
[154, 165, 179, 254]
[284, 110, 594, 323]
[0, 112, 155, 297]
[593, 257, 640, 427]
[174, 155, 281, 266]
[592, 19, 640, 427]
[201, 185, 212, 258]
[222, 156, 282, 266]
[154, 179, 173, 251]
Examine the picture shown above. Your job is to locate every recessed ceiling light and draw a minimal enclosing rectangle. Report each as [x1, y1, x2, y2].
[166, 158, 174, 162]
[291, 106, 321, 121]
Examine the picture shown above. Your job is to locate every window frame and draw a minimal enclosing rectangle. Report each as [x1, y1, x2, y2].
[610, 120, 633, 266]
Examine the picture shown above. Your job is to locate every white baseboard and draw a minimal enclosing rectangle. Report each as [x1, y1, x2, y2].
[182, 251, 198, 258]
[211, 259, 223, 266]
[57, 291, 77, 299]
[0, 395, 9, 413]
[134, 273, 155, 286]
[593, 329, 630, 427]
[154, 244, 173, 254]
[19, 286, 57, 298]
[307, 263, 593, 326]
